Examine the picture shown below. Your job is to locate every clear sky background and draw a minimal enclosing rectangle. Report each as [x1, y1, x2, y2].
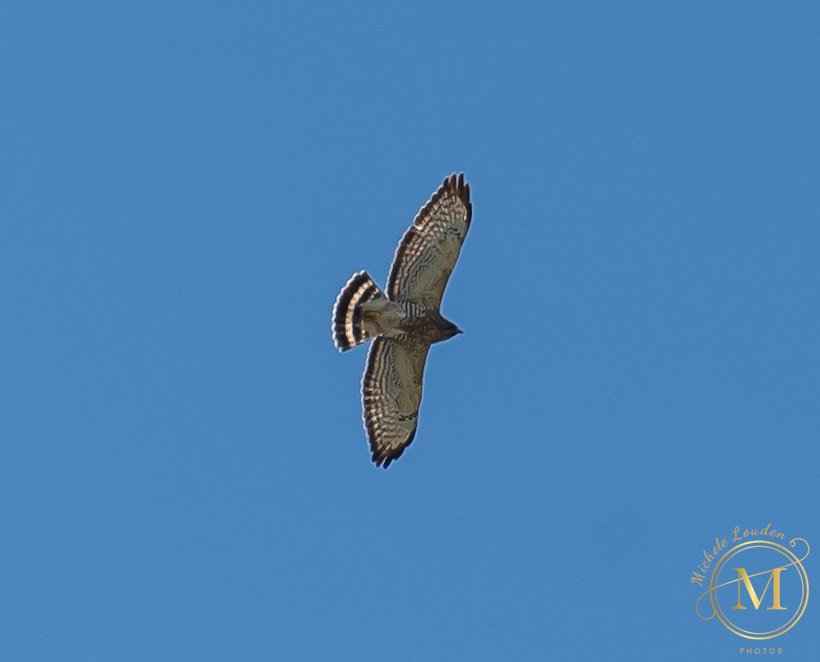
[2, 2, 818, 660]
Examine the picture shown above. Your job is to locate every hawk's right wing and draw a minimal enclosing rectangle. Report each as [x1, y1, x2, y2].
[361, 337, 430, 468]
[387, 173, 472, 308]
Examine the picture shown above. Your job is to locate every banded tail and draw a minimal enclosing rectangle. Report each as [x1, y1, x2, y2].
[332, 271, 385, 351]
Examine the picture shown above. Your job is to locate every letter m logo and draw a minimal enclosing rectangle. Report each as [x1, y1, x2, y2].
[732, 567, 788, 611]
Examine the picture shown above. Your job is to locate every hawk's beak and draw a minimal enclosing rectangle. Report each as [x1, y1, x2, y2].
[457, 328, 463, 334]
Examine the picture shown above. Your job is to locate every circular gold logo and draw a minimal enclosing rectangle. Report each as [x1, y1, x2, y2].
[707, 539, 809, 640]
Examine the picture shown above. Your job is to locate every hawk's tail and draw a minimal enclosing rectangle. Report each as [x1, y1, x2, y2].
[332, 271, 385, 352]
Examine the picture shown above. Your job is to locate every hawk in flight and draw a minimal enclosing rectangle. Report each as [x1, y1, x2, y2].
[332, 173, 472, 468]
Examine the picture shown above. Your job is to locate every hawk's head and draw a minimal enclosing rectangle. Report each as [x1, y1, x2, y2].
[440, 319, 462, 342]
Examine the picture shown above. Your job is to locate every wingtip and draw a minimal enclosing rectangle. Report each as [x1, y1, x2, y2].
[444, 171, 465, 188]
[372, 452, 395, 469]
[451, 171, 471, 220]
[442, 172, 470, 202]
[371, 450, 389, 469]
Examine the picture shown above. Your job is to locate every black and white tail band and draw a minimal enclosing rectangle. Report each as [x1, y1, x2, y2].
[332, 271, 383, 351]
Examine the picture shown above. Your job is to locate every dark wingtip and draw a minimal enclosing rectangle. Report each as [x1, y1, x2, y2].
[371, 451, 388, 469]
[405, 171, 472, 239]
[446, 172, 472, 223]
[370, 445, 407, 470]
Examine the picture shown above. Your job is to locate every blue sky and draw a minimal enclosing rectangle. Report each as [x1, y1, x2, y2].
[2, 2, 818, 659]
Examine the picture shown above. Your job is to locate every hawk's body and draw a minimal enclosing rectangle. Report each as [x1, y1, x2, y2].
[332, 173, 472, 468]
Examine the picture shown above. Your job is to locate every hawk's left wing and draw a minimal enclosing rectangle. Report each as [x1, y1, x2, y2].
[362, 337, 430, 468]
[387, 173, 472, 308]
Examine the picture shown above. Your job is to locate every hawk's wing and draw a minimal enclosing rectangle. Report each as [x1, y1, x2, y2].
[387, 173, 472, 307]
[362, 337, 430, 468]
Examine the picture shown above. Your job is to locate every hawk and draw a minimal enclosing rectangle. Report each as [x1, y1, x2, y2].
[332, 173, 472, 468]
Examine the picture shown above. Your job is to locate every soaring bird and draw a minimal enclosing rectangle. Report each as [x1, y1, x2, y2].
[332, 173, 472, 467]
